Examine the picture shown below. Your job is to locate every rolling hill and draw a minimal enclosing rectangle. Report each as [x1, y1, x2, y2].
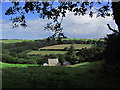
[39, 44, 94, 50]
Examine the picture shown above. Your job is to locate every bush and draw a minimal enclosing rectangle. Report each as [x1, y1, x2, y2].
[65, 44, 80, 64]
[2, 54, 16, 63]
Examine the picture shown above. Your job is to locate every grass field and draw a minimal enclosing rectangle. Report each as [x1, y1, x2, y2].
[62, 38, 100, 41]
[2, 61, 120, 88]
[0, 62, 39, 69]
[27, 44, 94, 55]
[0, 39, 34, 44]
[27, 51, 67, 55]
[39, 44, 94, 50]
[0, 38, 104, 44]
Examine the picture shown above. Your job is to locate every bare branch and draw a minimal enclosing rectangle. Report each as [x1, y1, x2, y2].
[107, 24, 120, 34]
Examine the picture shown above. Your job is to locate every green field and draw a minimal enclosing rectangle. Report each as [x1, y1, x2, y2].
[27, 51, 67, 55]
[27, 44, 94, 55]
[0, 38, 104, 44]
[0, 39, 34, 43]
[39, 44, 94, 50]
[62, 38, 100, 41]
[0, 62, 39, 69]
[2, 61, 120, 88]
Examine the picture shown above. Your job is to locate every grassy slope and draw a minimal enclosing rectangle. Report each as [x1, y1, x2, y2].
[0, 39, 34, 44]
[39, 44, 93, 50]
[0, 62, 39, 69]
[27, 51, 67, 55]
[2, 61, 120, 88]
[0, 38, 103, 44]
[27, 44, 93, 55]
[62, 38, 99, 41]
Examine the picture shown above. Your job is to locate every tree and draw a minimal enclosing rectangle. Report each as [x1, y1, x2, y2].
[104, 33, 120, 64]
[67, 44, 75, 55]
[65, 44, 79, 64]
[112, 2, 120, 32]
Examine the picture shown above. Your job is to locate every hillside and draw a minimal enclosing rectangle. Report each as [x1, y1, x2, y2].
[1, 38, 120, 88]
[27, 51, 67, 55]
[39, 44, 93, 50]
[27, 44, 94, 55]
[2, 38, 104, 64]
[0, 39, 34, 44]
[2, 61, 120, 88]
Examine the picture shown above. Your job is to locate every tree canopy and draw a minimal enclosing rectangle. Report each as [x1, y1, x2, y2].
[4, 0, 120, 38]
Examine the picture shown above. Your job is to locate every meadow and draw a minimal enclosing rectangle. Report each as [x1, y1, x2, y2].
[0, 39, 34, 44]
[0, 62, 39, 69]
[17, 44, 89, 56]
[2, 61, 120, 88]
[27, 51, 67, 55]
[27, 44, 94, 55]
[0, 38, 97, 44]
[39, 44, 93, 50]
[61, 38, 100, 41]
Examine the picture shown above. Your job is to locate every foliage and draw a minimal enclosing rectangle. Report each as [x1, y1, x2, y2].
[65, 44, 81, 64]
[104, 33, 120, 64]
[5, 2, 112, 29]
[76, 43, 105, 62]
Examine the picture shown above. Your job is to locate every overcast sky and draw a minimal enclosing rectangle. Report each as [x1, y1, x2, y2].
[1, 2, 118, 39]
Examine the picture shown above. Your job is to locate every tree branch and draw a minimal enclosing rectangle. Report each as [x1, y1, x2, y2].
[107, 24, 120, 34]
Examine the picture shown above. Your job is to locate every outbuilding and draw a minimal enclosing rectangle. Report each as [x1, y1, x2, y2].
[63, 61, 71, 66]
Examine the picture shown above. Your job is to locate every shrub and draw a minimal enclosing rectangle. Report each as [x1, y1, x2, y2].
[2, 54, 16, 63]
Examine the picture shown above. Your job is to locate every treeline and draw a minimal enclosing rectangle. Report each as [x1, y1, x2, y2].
[2, 40, 59, 53]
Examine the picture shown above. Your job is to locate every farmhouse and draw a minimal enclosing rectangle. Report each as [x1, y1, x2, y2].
[48, 58, 61, 66]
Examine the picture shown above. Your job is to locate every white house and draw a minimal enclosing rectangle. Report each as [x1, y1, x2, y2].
[48, 58, 61, 66]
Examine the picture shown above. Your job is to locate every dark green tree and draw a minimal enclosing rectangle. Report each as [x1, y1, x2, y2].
[65, 44, 79, 64]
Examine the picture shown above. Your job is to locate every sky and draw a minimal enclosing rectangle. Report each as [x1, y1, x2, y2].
[1, 2, 118, 39]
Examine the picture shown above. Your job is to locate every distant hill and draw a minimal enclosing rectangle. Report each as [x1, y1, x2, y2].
[0, 38, 104, 44]
[0, 39, 35, 44]
[39, 44, 93, 50]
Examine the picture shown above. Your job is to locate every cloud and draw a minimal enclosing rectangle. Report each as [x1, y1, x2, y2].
[1, 19, 53, 39]
[1, 11, 118, 39]
[62, 12, 117, 39]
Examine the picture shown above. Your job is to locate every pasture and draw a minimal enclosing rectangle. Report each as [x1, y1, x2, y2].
[27, 51, 67, 55]
[27, 44, 94, 55]
[0, 62, 39, 69]
[0, 39, 34, 44]
[39, 44, 94, 50]
[62, 38, 100, 41]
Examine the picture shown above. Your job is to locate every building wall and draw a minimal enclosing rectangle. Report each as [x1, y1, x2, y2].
[48, 59, 59, 66]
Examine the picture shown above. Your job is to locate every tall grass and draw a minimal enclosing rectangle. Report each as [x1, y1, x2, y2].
[2, 61, 120, 88]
